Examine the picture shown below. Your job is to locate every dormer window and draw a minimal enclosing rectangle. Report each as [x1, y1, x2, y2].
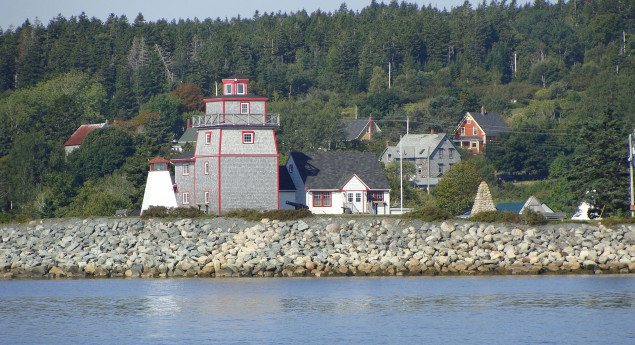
[224, 83, 232, 95]
[237, 83, 245, 94]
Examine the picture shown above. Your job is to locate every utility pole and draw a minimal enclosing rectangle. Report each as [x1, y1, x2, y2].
[388, 62, 391, 89]
[628, 131, 634, 216]
[400, 135, 403, 214]
[427, 146, 431, 194]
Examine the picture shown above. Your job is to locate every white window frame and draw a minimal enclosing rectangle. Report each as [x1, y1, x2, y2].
[182, 192, 190, 205]
[242, 131, 254, 144]
[204, 191, 210, 204]
[224, 83, 232, 95]
[473, 127, 478, 136]
[237, 83, 245, 94]
[204, 161, 210, 175]
[240, 102, 249, 114]
[467, 118, 471, 124]
[183, 164, 190, 176]
[460, 127, 465, 136]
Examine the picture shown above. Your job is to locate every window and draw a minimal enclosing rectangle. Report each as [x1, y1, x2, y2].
[204, 191, 210, 204]
[205, 131, 212, 145]
[467, 118, 471, 124]
[471, 141, 478, 148]
[438, 148, 444, 159]
[240, 102, 249, 114]
[369, 192, 384, 201]
[417, 166, 423, 175]
[313, 192, 332, 207]
[473, 127, 478, 136]
[204, 161, 210, 175]
[183, 164, 190, 176]
[237, 83, 245, 94]
[289, 164, 294, 173]
[460, 127, 465, 136]
[449, 148, 454, 159]
[242, 131, 254, 144]
[182, 192, 190, 205]
[387, 154, 392, 162]
[355, 193, 362, 203]
[224, 83, 232, 95]
[438, 164, 444, 174]
[347, 193, 354, 202]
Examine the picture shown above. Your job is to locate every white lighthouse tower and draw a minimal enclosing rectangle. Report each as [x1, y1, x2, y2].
[141, 156, 178, 214]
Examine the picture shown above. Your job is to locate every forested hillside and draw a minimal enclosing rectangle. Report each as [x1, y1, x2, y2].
[0, 0, 633, 218]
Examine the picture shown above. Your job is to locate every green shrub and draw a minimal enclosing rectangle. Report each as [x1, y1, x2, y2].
[141, 206, 205, 219]
[0, 212, 32, 224]
[600, 217, 635, 227]
[224, 208, 313, 222]
[470, 211, 521, 223]
[521, 209, 548, 225]
[406, 206, 453, 222]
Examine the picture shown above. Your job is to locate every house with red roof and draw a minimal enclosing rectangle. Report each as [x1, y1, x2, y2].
[64, 122, 108, 155]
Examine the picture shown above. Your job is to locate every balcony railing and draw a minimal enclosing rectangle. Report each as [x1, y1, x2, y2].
[192, 113, 280, 127]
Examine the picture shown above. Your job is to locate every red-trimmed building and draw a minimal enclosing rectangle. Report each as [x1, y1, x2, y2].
[171, 78, 280, 214]
[454, 107, 509, 153]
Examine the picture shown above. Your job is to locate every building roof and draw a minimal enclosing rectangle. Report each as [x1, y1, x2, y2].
[463, 111, 510, 136]
[496, 202, 525, 213]
[290, 151, 390, 190]
[341, 118, 379, 141]
[148, 156, 170, 164]
[171, 149, 195, 161]
[279, 166, 296, 191]
[381, 133, 459, 160]
[64, 122, 107, 146]
[176, 127, 197, 144]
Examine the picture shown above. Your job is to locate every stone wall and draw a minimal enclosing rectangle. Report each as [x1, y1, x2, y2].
[1, 217, 634, 279]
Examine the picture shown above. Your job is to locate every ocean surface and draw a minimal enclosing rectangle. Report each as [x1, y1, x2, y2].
[1, 275, 633, 344]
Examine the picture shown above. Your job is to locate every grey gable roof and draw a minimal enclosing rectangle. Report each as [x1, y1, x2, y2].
[290, 151, 390, 190]
[172, 149, 195, 160]
[341, 119, 370, 141]
[466, 111, 510, 136]
[177, 127, 198, 144]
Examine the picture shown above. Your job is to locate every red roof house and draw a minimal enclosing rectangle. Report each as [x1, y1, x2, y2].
[64, 122, 108, 155]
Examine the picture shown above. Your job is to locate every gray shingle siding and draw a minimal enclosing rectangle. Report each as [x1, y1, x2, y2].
[220, 156, 278, 211]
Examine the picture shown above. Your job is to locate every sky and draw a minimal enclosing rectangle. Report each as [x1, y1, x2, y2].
[2, 0, 484, 30]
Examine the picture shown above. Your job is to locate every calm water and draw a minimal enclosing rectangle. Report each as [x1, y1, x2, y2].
[1, 275, 634, 344]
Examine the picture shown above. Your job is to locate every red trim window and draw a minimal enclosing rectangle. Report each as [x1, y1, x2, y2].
[182, 192, 190, 205]
[224, 83, 232, 95]
[240, 102, 249, 114]
[204, 161, 210, 175]
[182, 164, 190, 176]
[204, 191, 210, 204]
[237, 83, 246, 95]
[242, 131, 254, 144]
[368, 192, 384, 201]
[205, 131, 212, 145]
[313, 192, 332, 207]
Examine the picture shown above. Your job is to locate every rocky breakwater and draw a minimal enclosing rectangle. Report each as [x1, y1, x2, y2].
[1, 217, 635, 279]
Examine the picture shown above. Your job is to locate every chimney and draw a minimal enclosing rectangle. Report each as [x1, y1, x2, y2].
[481, 106, 486, 115]
[369, 117, 373, 140]
[386, 141, 390, 147]
[430, 128, 435, 134]
[186, 118, 191, 128]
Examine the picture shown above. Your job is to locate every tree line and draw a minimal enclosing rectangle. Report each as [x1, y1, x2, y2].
[0, 0, 633, 218]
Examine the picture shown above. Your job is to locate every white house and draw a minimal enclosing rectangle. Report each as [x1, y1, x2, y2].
[286, 152, 390, 215]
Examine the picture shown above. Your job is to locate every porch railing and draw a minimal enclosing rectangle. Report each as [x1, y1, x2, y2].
[192, 113, 280, 127]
